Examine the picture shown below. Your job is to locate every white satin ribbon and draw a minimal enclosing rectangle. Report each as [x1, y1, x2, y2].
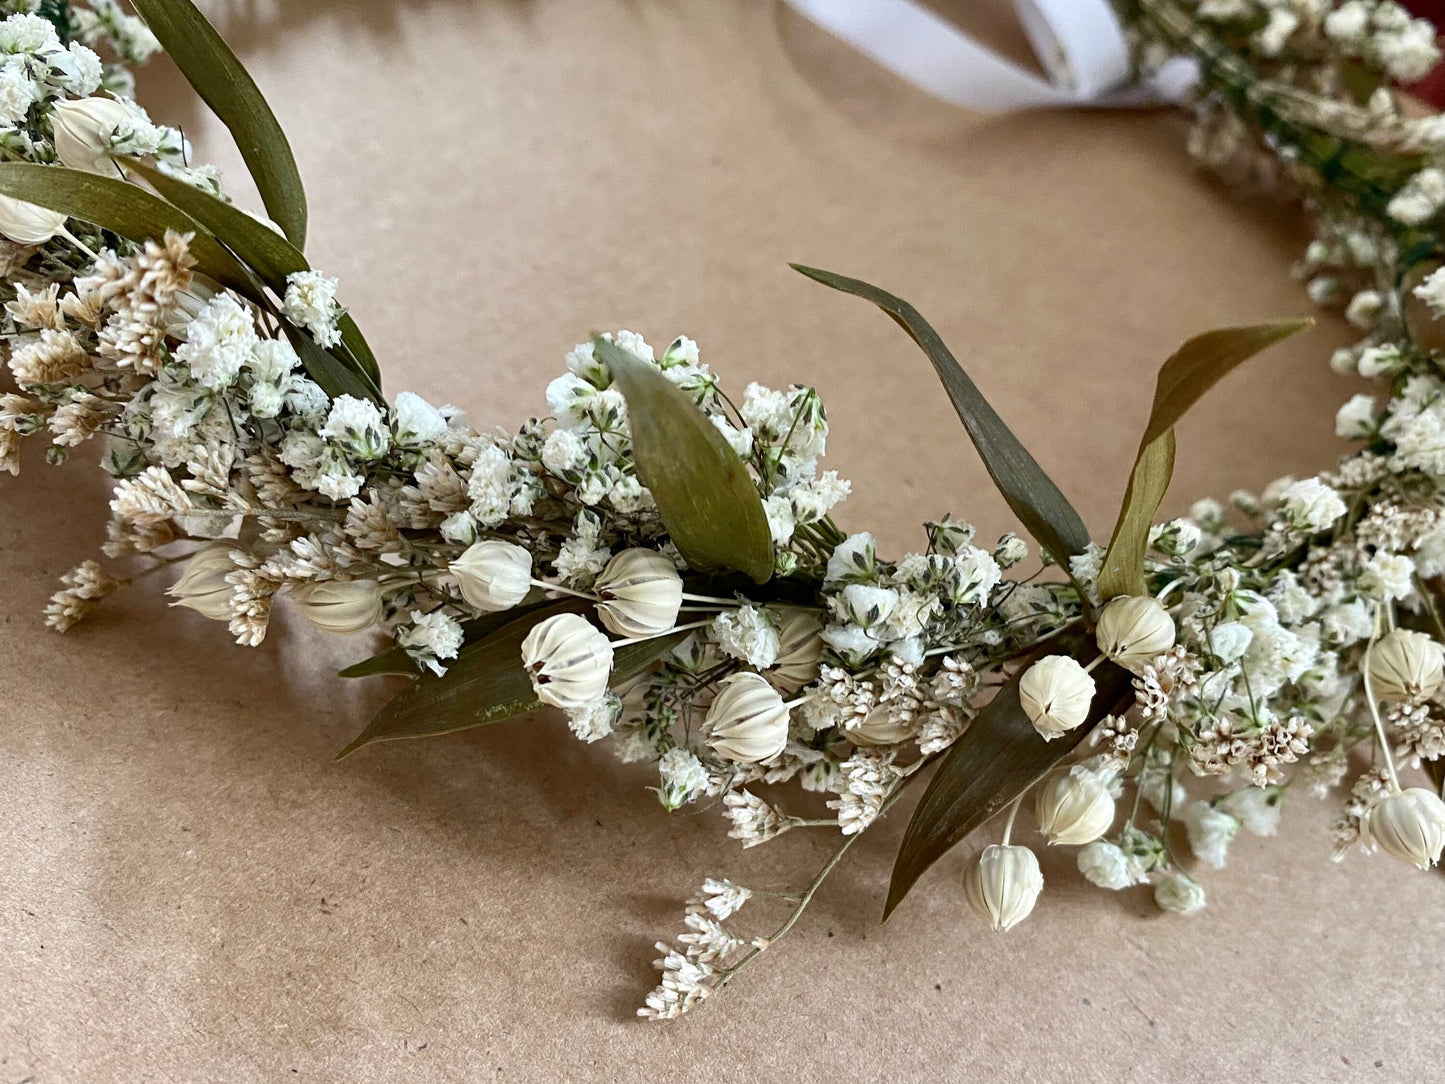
[784, 0, 1194, 111]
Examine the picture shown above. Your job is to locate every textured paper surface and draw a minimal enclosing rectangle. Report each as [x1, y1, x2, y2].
[2, 1, 1440, 1080]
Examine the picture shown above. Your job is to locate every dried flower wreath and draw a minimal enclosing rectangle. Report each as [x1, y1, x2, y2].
[1, 0, 1443, 1019]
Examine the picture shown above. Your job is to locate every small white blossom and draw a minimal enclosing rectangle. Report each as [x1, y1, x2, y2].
[282, 269, 343, 347]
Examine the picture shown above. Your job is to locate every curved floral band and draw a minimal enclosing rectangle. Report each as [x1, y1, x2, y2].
[1, 0, 1443, 1021]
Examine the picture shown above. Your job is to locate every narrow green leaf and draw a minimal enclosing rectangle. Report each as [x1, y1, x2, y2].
[125, 159, 381, 388]
[131, 0, 308, 247]
[280, 319, 384, 406]
[792, 264, 1091, 571]
[0, 162, 253, 292]
[1135, 320, 1314, 452]
[595, 336, 773, 583]
[335, 602, 686, 757]
[883, 634, 1133, 920]
[1097, 320, 1312, 600]
[1097, 430, 1176, 600]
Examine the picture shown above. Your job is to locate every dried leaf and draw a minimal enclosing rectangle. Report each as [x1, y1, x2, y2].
[595, 336, 773, 583]
[336, 601, 684, 757]
[1097, 320, 1312, 599]
[0, 162, 253, 292]
[131, 0, 308, 247]
[791, 264, 1091, 572]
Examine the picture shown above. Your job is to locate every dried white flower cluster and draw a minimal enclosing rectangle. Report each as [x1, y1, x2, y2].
[2, 1, 1445, 1022]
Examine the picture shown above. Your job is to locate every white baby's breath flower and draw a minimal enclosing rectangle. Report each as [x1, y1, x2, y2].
[1077, 840, 1139, 890]
[1335, 393, 1376, 439]
[1154, 871, 1206, 915]
[1278, 478, 1346, 532]
[393, 391, 448, 446]
[176, 295, 258, 390]
[319, 394, 390, 459]
[657, 747, 709, 810]
[1183, 801, 1239, 870]
[711, 604, 780, 669]
[282, 269, 343, 347]
[1360, 552, 1415, 602]
[398, 609, 465, 676]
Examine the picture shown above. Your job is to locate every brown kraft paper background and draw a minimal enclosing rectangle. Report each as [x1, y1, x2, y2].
[2, 1, 1439, 1080]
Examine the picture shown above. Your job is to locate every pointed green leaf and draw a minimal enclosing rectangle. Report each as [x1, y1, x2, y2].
[280, 318, 383, 406]
[1097, 320, 1312, 600]
[124, 159, 380, 388]
[595, 336, 773, 583]
[792, 264, 1091, 571]
[1096, 430, 1176, 600]
[1134, 320, 1314, 452]
[131, 0, 308, 247]
[0, 162, 253, 292]
[335, 601, 686, 757]
[883, 634, 1133, 920]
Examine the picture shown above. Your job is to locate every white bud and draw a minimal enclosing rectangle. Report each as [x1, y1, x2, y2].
[165, 541, 237, 621]
[1367, 787, 1445, 871]
[0, 194, 66, 246]
[1095, 595, 1176, 669]
[1018, 655, 1096, 740]
[1207, 620, 1253, 662]
[451, 540, 532, 612]
[1182, 801, 1239, 870]
[50, 96, 139, 174]
[288, 579, 383, 634]
[1034, 766, 1115, 845]
[704, 672, 789, 763]
[770, 609, 823, 690]
[593, 548, 683, 638]
[1367, 629, 1445, 704]
[1153, 871, 1206, 915]
[520, 612, 614, 711]
[964, 844, 1043, 931]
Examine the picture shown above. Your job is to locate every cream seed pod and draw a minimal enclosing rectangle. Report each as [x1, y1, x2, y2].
[1034, 766, 1116, 845]
[50, 96, 138, 174]
[964, 844, 1043, 932]
[165, 541, 238, 621]
[770, 610, 823, 690]
[521, 612, 615, 711]
[1367, 788, 1445, 870]
[704, 672, 790, 763]
[1367, 629, 1445, 704]
[0, 194, 68, 246]
[451, 540, 533, 612]
[1095, 595, 1176, 669]
[594, 548, 684, 638]
[288, 579, 384, 634]
[1018, 655, 1096, 740]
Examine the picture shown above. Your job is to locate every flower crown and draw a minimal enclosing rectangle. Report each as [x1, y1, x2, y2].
[1, 0, 1443, 1020]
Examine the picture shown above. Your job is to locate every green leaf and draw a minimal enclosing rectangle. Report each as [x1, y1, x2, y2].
[335, 602, 686, 757]
[792, 264, 1091, 572]
[883, 634, 1133, 920]
[594, 336, 773, 583]
[131, 0, 308, 247]
[279, 319, 384, 406]
[1096, 319, 1312, 599]
[124, 159, 381, 389]
[1096, 430, 1176, 600]
[0, 162, 253, 291]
